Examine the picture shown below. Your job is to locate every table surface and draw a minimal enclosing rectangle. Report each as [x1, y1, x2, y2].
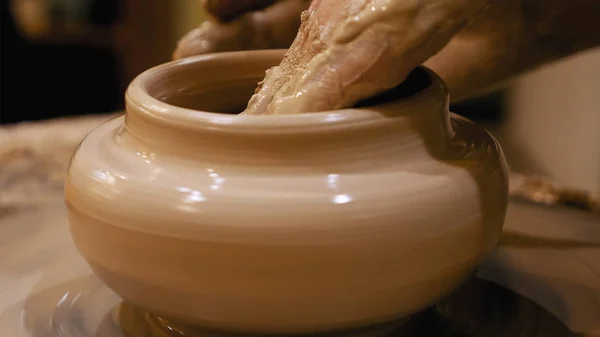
[1, 114, 598, 337]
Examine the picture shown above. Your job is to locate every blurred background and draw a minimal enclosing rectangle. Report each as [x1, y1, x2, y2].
[1, 0, 599, 193]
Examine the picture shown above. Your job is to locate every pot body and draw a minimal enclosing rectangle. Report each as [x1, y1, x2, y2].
[65, 50, 509, 333]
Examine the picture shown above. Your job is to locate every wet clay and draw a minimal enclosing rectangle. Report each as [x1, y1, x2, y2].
[64, 50, 509, 334]
[241, 0, 490, 115]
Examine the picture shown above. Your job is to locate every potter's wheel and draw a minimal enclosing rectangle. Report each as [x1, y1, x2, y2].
[0, 199, 584, 337]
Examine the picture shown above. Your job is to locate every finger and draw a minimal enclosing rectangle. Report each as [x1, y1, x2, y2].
[203, 0, 278, 21]
[173, 20, 247, 59]
[173, 0, 308, 60]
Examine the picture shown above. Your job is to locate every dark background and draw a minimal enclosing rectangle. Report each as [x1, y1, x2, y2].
[2, 0, 122, 123]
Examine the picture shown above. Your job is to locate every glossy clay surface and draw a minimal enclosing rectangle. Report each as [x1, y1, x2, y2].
[65, 50, 509, 333]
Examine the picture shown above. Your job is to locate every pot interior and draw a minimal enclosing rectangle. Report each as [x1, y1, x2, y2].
[159, 79, 257, 115]
[150, 74, 260, 115]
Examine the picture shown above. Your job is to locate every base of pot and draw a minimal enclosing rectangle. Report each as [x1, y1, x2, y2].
[118, 302, 421, 337]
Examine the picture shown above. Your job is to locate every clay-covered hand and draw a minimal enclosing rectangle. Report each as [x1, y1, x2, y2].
[174, 0, 600, 113]
[173, 0, 309, 59]
[243, 0, 500, 114]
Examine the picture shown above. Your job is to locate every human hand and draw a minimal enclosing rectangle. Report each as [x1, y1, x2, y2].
[242, 0, 498, 114]
[174, 0, 600, 113]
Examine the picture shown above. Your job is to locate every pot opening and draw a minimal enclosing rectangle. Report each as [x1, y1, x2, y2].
[149, 76, 259, 115]
[145, 54, 432, 115]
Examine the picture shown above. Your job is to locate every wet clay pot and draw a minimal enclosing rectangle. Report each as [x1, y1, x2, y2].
[65, 50, 509, 334]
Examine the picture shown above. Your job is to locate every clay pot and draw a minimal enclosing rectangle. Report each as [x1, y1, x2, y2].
[65, 50, 509, 334]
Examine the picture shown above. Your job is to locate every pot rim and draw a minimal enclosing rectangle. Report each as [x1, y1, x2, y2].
[125, 49, 448, 134]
